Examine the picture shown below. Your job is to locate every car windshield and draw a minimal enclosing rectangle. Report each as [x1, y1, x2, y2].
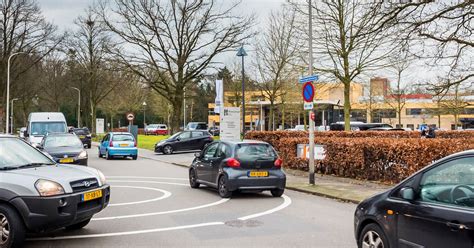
[169, 132, 182, 140]
[44, 135, 83, 148]
[236, 144, 277, 159]
[0, 138, 54, 169]
[73, 128, 90, 135]
[113, 134, 134, 141]
[31, 122, 66, 136]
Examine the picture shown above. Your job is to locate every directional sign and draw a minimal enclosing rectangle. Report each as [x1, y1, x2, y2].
[299, 75, 319, 84]
[302, 82, 315, 102]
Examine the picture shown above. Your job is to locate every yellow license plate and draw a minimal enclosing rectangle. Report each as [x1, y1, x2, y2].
[82, 190, 102, 202]
[79, 135, 85, 139]
[60, 158, 74, 163]
[120, 144, 129, 147]
[249, 171, 269, 177]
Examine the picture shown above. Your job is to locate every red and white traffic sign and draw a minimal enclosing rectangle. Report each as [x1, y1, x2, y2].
[126, 112, 135, 121]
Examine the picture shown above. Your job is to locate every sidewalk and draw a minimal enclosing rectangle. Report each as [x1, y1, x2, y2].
[101, 142, 390, 204]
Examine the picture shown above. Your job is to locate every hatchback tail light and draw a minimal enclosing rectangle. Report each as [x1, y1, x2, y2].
[226, 158, 240, 168]
[274, 158, 283, 168]
[109, 140, 114, 147]
[134, 139, 137, 147]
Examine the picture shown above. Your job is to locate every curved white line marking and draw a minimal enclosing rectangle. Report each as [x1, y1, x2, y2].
[238, 194, 292, 221]
[93, 198, 229, 221]
[107, 180, 188, 186]
[28, 222, 225, 241]
[108, 186, 171, 207]
[107, 176, 187, 181]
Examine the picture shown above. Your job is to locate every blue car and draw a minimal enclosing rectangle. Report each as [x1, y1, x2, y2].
[98, 132, 138, 160]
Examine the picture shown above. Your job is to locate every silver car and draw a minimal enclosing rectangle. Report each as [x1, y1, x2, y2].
[0, 135, 110, 247]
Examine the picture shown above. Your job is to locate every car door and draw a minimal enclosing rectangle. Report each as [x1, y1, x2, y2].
[395, 156, 474, 248]
[196, 142, 219, 183]
[100, 134, 109, 153]
[191, 131, 205, 150]
[211, 143, 230, 183]
[175, 131, 192, 151]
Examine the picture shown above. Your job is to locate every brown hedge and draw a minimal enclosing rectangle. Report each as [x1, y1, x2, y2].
[245, 131, 474, 184]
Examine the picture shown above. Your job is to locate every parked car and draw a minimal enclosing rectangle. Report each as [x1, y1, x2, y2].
[38, 133, 88, 166]
[189, 140, 286, 198]
[208, 126, 220, 136]
[24, 112, 68, 146]
[144, 124, 168, 135]
[155, 130, 213, 155]
[186, 122, 208, 130]
[19, 127, 26, 138]
[72, 127, 92, 148]
[368, 127, 405, 131]
[330, 122, 393, 131]
[354, 150, 474, 248]
[98, 132, 138, 160]
[0, 135, 109, 247]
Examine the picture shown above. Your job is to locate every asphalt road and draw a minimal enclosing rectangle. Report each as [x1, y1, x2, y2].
[25, 148, 357, 248]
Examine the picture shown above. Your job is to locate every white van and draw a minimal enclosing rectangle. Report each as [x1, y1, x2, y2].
[24, 112, 68, 145]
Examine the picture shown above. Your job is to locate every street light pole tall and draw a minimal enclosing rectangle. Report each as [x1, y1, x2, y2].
[6, 52, 26, 133]
[308, 0, 316, 185]
[10, 98, 19, 134]
[142, 102, 147, 127]
[71, 87, 81, 128]
[237, 46, 248, 138]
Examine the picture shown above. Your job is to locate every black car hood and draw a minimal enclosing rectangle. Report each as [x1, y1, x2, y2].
[44, 146, 84, 157]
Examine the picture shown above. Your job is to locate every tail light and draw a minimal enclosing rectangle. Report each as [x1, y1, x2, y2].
[226, 158, 240, 168]
[109, 140, 114, 147]
[134, 139, 137, 147]
[209, 136, 214, 141]
[274, 158, 283, 168]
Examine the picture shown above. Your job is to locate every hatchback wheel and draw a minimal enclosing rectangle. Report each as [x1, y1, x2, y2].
[270, 188, 284, 197]
[106, 150, 113, 160]
[359, 223, 388, 248]
[218, 175, 232, 198]
[98, 149, 102, 158]
[163, 145, 173, 155]
[189, 169, 200, 188]
[0, 204, 25, 248]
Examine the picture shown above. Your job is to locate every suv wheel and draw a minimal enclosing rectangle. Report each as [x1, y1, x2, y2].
[65, 218, 91, 230]
[0, 204, 25, 248]
[163, 145, 173, 155]
[270, 188, 284, 197]
[189, 169, 200, 188]
[218, 175, 232, 198]
[358, 223, 388, 248]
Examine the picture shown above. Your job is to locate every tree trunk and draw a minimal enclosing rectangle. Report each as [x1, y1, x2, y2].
[343, 81, 351, 131]
[170, 94, 183, 134]
[268, 101, 274, 131]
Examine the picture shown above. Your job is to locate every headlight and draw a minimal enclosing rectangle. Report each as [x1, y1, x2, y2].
[35, 179, 65, 196]
[97, 169, 106, 185]
[78, 150, 88, 158]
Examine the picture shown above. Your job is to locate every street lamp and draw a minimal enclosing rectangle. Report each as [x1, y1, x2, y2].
[10, 98, 19, 134]
[6, 52, 27, 133]
[236, 46, 248, 137]
[258, 99, 263, 131]
[142, 101, 147, 127]
[71, 87, 81, 128]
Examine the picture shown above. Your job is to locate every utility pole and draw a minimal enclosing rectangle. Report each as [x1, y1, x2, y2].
[237, 46, 248, 138]
[308, 0, 316, 185]
[6, 52, 26, 133]
[71, 87, 81, 128]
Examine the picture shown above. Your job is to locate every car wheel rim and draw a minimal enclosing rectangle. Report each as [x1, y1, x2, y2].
[219, 177, 226, 195]
[362, 230, 384, 248]
[164, 146, 171, 154]
[0, 214, 10, 245]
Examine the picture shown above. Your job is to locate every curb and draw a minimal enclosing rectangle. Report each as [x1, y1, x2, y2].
[285, 186, 361, 204]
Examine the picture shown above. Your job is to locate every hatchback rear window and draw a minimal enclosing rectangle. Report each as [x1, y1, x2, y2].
[236, 144, 277, 159]
[113, 134, 134, 141]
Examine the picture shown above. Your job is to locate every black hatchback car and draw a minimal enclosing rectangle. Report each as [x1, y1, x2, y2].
[354, 150, 474, 248]
[38, 133, 88, 166]
[189, 140, 286, 198]
[155, 130, 213, 154]
[72, 127, 92, 148]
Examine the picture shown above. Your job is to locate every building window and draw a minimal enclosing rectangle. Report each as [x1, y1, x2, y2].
[406, 124, 414, 130]
[396, 124, 403, 128]
[406, 108, 422, 115]
[372, 109, 396, 123]
[463, 108, 474, 115]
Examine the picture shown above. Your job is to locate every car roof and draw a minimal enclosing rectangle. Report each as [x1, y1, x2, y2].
[218, 139, 269, 146]
[45, 133, 76, 137]
[109, 132, 133, 135]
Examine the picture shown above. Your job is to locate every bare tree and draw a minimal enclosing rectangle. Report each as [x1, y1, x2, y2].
[255, 6, 297, 131]
[96, 0, 254, 133]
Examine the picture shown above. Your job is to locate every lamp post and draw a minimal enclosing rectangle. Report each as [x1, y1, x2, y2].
[71, 87, 81, 128]
[10, 98, 19, 134]
[308, 0, 315, 185]
[6, 52, 27, 133]
[237, 46, 248, 137]
[258, 99, 263, 131]
[183, 87, 186, 129]
[142, 101, 147, 128]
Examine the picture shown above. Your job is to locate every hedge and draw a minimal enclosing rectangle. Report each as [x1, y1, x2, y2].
[245, 131, 474, 183]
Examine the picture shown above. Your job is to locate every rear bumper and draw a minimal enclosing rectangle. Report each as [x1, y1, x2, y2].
[108, 147, 138, 156]
[10, 185, 110, 232]
[226, 169, 286, 191]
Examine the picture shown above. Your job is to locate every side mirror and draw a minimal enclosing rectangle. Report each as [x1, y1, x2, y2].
[400, 187, 415, 201]
[194, 152, 201, 158]
[36, 144, 44, 150]
[24, 131, 29, 137]
[176, 138, 181, 141]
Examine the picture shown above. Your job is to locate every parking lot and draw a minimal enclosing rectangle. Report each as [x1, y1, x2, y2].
[25, 149, 357, 247]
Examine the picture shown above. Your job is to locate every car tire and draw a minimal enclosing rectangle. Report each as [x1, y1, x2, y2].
[98, 149, 102, 158]
[106, 150, 113, 160]
[132, 155, 138, 160]
[65, 218, 91, 231]
[0, 204, 26, 248]
[218, 175, 232, 198]
[189, 169, 200, 188]
[270, 188, 284, 197]
[358, 223, 389, 248]
[87, 144, 91, 149]
[163, 145, 173, 155]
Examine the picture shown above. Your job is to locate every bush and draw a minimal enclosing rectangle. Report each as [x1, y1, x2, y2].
[245, 131, 474, 183]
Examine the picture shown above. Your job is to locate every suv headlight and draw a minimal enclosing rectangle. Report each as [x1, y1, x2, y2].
[35, 179, 65, 196]
[97, 169, 106, 185]
[78, 150, 88, 158]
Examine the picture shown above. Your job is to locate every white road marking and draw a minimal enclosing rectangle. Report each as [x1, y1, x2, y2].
[238, 194, 292, 221]
[93, 198, 229, 221]
[108, 185, 172, 207]
[28, 222, 225, 240]
[107, 180, 188, 186]
[106, 176, 188, 181]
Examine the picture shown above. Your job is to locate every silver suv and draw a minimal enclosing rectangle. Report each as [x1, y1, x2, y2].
[0, 135, 110, 247]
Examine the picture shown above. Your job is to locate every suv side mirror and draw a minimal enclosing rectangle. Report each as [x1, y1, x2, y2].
[194, 152, 201, 158]
[24, 131, 29, 137]
[400, 187, 415, 201]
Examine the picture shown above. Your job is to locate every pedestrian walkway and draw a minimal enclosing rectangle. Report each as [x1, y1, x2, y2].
[95, 142, 390, 203]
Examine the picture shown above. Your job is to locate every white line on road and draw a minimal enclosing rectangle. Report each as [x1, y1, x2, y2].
[107, 180, 188, 186]
[238, 194, 292, 221]
[108, 185, 172, 207]
[106, 176, 188, 181]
